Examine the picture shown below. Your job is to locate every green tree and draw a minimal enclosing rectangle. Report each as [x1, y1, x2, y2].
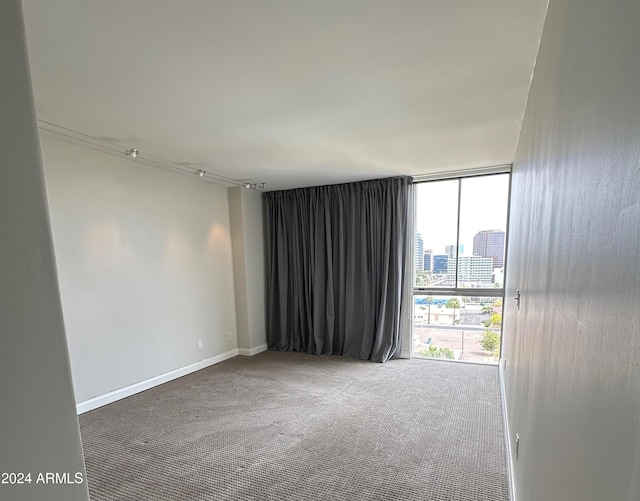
[415, 271, 433, 287]
[426, 296, 434, 324]
[445, 298, 460, 325]
[420, 345, 455, 359]
[490, 313, 502, 327]
[481, 329, 500, 354]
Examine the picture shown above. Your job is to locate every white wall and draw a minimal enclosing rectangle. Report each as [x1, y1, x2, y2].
[229, 187, 267, 353]
[504, 1, 640, 500]
[0, 1, 88, 500]
[41, 137, 238, 404]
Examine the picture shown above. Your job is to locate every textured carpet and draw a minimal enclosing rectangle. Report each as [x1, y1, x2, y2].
[79, 351, 509, 500]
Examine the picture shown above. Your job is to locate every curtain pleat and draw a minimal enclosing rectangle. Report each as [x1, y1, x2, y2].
[264, 176, 411, 362]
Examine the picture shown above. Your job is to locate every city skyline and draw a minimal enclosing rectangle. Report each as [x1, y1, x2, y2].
[416, 229, 505, 275]
[415, 174, 509, 257]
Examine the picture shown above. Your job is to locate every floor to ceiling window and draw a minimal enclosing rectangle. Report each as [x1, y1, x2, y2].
[413, 172, 510, 364]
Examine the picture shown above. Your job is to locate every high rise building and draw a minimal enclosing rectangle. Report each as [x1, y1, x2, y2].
[447, 256, 494, 285]
[423, 249, 432, 272]
[433, 254, 448, 274]
[415, 233, 424, 273]
[473, 230, 505, 268]
[445, 244, 464, 258]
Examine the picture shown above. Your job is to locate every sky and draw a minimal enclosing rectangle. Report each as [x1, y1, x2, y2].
[415, 174, 509, 256]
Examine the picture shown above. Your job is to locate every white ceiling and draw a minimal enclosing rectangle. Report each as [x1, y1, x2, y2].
[22, 0, 548, 190]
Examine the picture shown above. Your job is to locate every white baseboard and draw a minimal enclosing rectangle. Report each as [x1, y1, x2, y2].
[399, 350, 412, 359]
[238, 343, 268, 356]
[499, 359, 517, 501]
[76, 349, 239, 414]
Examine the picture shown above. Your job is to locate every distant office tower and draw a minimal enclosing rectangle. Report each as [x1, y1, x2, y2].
[445, 244, 464, 258]
[415, 233, 424, 273]
[423, 249, 432, 272]
[433, 254, 448, 274]
[447, 256, 494, 285]
[473, 230, 505, 268]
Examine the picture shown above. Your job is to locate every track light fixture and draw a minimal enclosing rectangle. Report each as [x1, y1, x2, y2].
[124, 148, 138, 158]
[195, 169, 206, 177]
[244, 182, 265, 190]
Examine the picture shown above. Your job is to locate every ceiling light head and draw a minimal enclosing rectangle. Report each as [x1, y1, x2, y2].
[195, 169, 206, 177]
[125, 148, 138, 158]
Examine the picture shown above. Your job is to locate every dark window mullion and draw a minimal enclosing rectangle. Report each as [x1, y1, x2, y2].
[454, 178, 462, 288]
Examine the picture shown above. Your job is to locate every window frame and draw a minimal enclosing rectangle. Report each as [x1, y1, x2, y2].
[412, 169, 512, 300]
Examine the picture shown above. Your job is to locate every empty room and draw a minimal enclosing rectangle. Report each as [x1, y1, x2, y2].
[1, 1, 639, 501]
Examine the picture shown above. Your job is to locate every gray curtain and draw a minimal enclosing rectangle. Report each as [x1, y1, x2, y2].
[264, 176, 412, 362]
